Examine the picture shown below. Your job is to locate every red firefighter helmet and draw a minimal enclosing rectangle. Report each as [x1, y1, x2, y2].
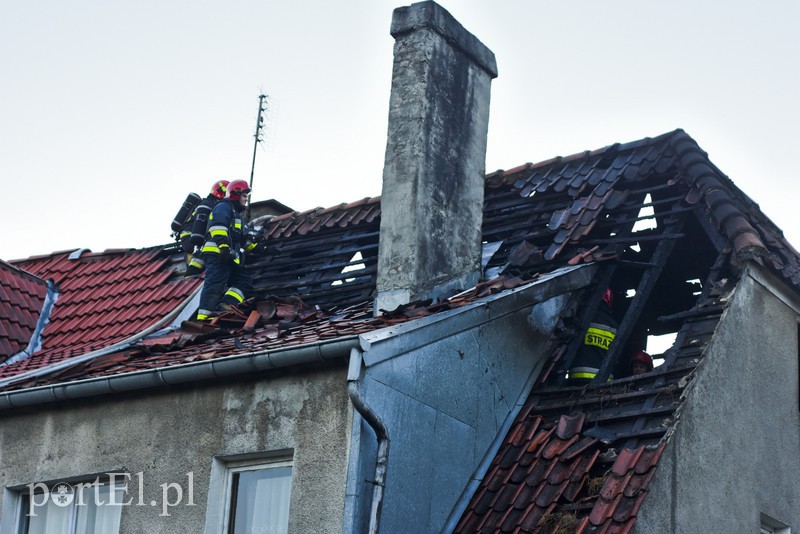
[210, 180, 230, 199]
[631, 350, 653, 372]
[226, 180, 251, 205]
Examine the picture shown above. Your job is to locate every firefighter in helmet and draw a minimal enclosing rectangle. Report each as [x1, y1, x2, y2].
[630, 350, 654, 376]
[196, 179, 255, 320]
[173, 180, 230, 275]
[567, 288, 619, 385]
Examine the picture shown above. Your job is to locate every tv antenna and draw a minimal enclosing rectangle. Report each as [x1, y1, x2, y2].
[249, 93, 268, 192]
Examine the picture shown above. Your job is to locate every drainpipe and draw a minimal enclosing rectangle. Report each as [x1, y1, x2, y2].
[347, 347, 389, 534]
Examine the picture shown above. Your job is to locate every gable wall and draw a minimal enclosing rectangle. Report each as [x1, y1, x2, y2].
[0, 363, 352, 534]
[349, 299, 559, 533]
[635, 266, 800, 532]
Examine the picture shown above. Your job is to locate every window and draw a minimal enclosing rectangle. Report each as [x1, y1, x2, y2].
[222, 459, 292, 534]
[761, 512, 791, 534]
[16, 479, 124, 534]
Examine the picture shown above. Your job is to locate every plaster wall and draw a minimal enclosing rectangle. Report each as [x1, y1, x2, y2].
[352, 303, 552, 533]
[635, 269, 800, 532]
[0, 364, 351, 534]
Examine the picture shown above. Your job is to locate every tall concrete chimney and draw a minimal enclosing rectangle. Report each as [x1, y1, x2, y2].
[375, 1, 497, 313]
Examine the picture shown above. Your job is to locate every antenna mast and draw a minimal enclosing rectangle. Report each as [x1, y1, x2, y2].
[246, 94, 267, 218]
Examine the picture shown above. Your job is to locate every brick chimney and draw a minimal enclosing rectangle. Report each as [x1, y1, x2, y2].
[375, 1, 497, 313]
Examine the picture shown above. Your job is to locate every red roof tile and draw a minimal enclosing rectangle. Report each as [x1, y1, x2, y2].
[0, 261, 48, 362]
[2, 247, 200, 378]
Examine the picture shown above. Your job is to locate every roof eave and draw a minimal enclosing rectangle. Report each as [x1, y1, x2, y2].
[0, 335, 362, 411]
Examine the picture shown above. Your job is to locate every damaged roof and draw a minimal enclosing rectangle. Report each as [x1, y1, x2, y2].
[2, 247, 200, 379]
[2, 129, 799, 531]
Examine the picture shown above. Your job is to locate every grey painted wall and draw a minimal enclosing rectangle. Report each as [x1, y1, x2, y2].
[635, 266, 800, 532]
[351, 302, 554, 533]
[0, 364, 352, 534]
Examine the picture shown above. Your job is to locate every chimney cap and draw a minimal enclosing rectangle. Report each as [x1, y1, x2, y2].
[391, 1, 498, 78]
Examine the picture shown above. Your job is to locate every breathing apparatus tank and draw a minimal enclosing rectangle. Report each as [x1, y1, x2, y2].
[171, 193, 202, 233]
[190, 201, 215, 247]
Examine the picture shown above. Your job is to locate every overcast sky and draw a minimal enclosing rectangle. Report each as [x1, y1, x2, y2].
[2, 1, 798, 261]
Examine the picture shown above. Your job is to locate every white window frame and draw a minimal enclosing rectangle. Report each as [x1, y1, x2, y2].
[204, 451, 294, 534]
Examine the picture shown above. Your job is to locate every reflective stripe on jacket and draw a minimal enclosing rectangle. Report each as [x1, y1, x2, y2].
[569, 306, 619, 379]
[201, 200, 245, 260]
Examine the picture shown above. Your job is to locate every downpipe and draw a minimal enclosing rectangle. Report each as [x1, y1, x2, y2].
[347, 347, 389, 534]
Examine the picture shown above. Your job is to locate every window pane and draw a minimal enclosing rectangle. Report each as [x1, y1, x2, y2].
[20, 484, 122, 534]
[25, 498, 72, 534]
[230, 467, 292, 534]
[75, 484, 123, 534]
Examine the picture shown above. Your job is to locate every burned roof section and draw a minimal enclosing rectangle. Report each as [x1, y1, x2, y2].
[249, 196, 381, 310]
[454, 128, 790, 531]
[481, 129, 796, 280]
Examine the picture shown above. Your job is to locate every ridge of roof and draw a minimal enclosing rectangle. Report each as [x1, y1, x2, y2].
[668, 130, 767, 258]
[264, 196, 381, 239]
[485, 129, 682, 186]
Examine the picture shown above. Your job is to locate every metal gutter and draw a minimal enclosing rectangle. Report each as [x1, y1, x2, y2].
[347, 348, 389, 534]
[4, 279, 59, 366]
[0, 335, 360, 410]
[0, 286, 202, 389]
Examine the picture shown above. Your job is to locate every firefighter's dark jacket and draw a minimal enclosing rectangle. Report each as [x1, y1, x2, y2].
[202, 199, 246, 264]
[569, 305, 618, 380]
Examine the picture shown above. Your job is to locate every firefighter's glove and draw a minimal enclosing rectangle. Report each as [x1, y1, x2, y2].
[245, 235, 268, 256]
[181, 240, 194, 254]
[219, 246, 232, 263]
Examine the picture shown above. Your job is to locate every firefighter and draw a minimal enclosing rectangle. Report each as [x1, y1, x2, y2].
[630, 350, 653, 375]
[180, 180, 230, 275]
[196, 179, 255, 320]
[567, 288, 619, 385]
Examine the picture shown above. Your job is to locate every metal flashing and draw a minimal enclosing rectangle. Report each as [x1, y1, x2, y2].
[361, 265, 594, 366]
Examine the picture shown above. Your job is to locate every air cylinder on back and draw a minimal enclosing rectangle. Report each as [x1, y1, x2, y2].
[171, 193, 202, 233]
